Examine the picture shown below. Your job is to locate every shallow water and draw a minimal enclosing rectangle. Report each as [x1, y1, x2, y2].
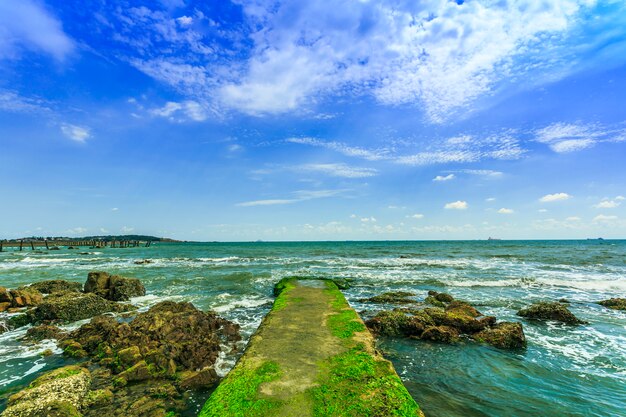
[1, 240, 625, 416]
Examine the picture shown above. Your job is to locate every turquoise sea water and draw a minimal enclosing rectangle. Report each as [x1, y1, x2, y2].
[1, 240, 625, 416]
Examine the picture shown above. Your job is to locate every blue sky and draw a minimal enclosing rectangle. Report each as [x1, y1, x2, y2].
[1, 0, 626, 241]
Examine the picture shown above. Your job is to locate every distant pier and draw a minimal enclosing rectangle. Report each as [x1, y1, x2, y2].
[0, 239, 152, 252]
[199, 278, 423, 416]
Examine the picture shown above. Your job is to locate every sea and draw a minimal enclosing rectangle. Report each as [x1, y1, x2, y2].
[1, 240, 625, 417]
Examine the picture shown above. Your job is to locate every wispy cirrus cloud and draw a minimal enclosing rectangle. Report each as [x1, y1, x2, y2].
[60, 123, 91, 143]
[236, 189, 349, 207]
[535, 122, 626, 153]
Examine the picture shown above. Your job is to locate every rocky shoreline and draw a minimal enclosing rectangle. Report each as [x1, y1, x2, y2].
[0, 273, 241, 417]
[1, 272, 624, 416]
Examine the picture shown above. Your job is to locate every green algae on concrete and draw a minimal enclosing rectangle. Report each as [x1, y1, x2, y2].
[199, 278, 423, 417]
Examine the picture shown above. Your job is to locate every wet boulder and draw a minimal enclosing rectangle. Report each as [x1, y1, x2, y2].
[31, 280, 82, 294]
[1, 366, 91, 417]
[598, 298, 626, 311]
[473, 322, 526, 349]
[33, 292, 134, 323]
[517, 301, 587, 325]
[84, 271, 146, 301]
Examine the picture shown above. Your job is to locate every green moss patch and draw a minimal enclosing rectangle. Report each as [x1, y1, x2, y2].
[311, 344, 420, 417]
[199, 361, 282, 417]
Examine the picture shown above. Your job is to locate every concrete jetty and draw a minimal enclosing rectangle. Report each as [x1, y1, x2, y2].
[199, 278, 423, 417]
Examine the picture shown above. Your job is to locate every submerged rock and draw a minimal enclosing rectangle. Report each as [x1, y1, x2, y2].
[31, 280, 82, 294]
[84, 272, 146, 302]
[33, 292, 134, 323]
[359, 291, 417, 304]
[473, 322, 526, 349]
[420, 325, 459, 343]
[517, 301, 587, 325]
[598, 298, 626, 311]
[1, 365, 91, 417]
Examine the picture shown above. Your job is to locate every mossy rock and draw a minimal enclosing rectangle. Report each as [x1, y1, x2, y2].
[420, 326, 460, 343]
[473, 322, 526, 349]
[598, 298, 626, 311]
[517, 301, 587, 325]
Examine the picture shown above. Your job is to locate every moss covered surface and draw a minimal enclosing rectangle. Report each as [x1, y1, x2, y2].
[200, 279, 421, 417]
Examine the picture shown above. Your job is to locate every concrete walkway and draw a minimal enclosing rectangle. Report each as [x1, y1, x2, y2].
[199, 278, 423, 417]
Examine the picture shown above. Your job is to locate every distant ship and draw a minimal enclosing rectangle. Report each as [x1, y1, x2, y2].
[487, 237, 501, 241]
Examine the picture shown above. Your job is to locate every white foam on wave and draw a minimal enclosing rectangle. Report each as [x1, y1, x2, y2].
[212, 296, 272, 313]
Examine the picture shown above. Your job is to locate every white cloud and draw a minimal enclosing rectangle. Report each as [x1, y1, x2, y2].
[121, 226, 135, 233]
[286, 137, 389, 161]
[0, 0, 74, 61]
[433, 174, 455, 182]
[237, 189, 348, 207]
[350, 214, 357, 218]
[444, 200, 468, 210]
[539, 192, 571, 203]
[535, 122, 626, 153]
[298, 163, 377, 178]
[593, 199, 621, 209]
[111, 207, 119, 211]
[538, 209, 548, 213]
[176, 16, 193, 26]
[220, 0, 596, 121]
[236, 199, 297, 207]
[228, 144, 243, 152]
[0, 91, 50, 113]
[593, 215, 618, 223]
[288, 133, 525, 167]
[486, 197, 496, 202]
[99, 228, 109, 233]
[409, 213, 424, 219]
[458, 169, 503, 178]
[497, 208, 514, 214]
[60, 124, 91, 143]
[361, 217, 377, 223]
[616, 196, 625, 201]
[66, 227, 87, 235]
[565, 216, 581, 222]
[150, 100, 209, 122]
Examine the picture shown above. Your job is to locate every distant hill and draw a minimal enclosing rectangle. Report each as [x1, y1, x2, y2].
[5, 235, 182, 242]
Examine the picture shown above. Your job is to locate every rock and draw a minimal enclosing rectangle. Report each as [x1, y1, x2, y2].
[33, 292, 135, 323]
[365, 309, 434, 337]
[445, 300, 481, 318]
[118, 360, 152, 382]
[424, 307, 488, 334]
[358, 291, 416, 304]
[473, 322, 526, 349]
[0, 286, 12, 303]
[31, 280, 82, 294]
[420, 326, 459, 343]
[178, 366, 219, 390]
[63, 301, 239, 373]
[118, 346, 143, 367]
[134, 259, 153, 265]
[0, 302, 10, 312]
[598, 298, 626, 311]
[427, 290, 454, 303]
[1, 366, 90, 417]
[517, 301, 587, 325]
[25, 324, 65, 342]
[9, 287, 43, 307]
[84, 271, 146, 301]
[424, 296, 445, 307]
[558, 298, 570, 304]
